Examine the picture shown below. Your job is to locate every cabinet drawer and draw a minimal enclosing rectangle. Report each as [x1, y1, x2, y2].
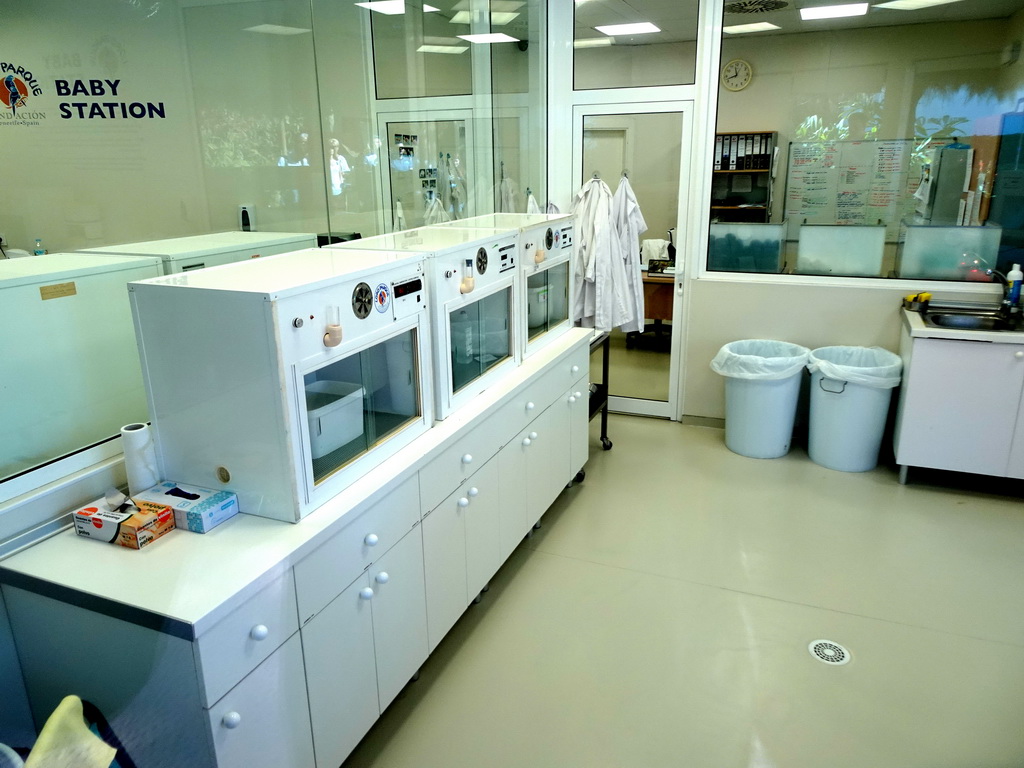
[496, 345, 590, 439]
[418, 415, 503, 514]
[294, 474, 419, 624]
[207, 633, 314, 768]
[194, 570, 299, 707]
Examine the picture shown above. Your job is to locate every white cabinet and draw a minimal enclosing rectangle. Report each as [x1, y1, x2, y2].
[207, 634, 315, 768]
[300, 525, 428, 768]
[422, 459, 500, 650]
[895, 335, 1024, 477]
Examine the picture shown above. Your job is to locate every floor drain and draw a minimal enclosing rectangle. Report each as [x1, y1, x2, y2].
[808, 639, 851, 665]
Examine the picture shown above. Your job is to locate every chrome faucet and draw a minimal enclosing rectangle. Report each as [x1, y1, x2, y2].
[986, 269, 1020, 323]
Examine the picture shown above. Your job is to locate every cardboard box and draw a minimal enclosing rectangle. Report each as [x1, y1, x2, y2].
[73, 498, 175, 550]
[133, 482, 239, 533]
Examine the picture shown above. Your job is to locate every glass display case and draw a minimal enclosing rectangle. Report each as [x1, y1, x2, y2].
[330, 227, 521, 418]
[129, 248, 432, 522]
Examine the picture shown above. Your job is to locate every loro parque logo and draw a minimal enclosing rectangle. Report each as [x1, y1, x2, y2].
[1, 62, 45, 125]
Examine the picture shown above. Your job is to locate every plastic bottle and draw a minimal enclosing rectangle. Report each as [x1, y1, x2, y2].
[33, 238, 45, 256]
[1008, 263, 1023, 307]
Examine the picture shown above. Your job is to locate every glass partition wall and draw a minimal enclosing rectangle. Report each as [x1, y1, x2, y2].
[0, 0, 546, 496]
[708, 0, 1024, 282]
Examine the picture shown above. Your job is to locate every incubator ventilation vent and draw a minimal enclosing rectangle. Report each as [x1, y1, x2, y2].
[724, 0, 788, 13]
[352, 282, 373, 319]
[808, 639, 851, 666]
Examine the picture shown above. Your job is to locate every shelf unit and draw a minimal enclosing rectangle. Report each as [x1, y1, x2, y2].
[711, 131, 777, 223]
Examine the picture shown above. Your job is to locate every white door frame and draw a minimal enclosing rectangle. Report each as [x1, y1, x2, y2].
[570, 100, 693, 420]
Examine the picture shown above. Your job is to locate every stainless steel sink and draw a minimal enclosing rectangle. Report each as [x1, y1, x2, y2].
[922, 310, 1017, 331]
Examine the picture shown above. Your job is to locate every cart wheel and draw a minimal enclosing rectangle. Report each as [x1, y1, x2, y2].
[574, 469, 586, 483]
[601, 437, 613, 451]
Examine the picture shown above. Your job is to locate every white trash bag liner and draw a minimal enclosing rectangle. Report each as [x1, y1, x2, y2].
[711, 339, 810, 381]
[807, 346, 902, 389]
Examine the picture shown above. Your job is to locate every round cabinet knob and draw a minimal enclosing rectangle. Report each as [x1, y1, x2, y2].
[529, 432, 538, 440]
[461, 453, 473, 465]
[364, 533, 379, 547]
[522, 437, 532, 447]
[222, 712, 242, 729]
[249, 624, 269, 641]
[526, 401, 535, 411]
[375, 572, 390, 584]
[574, 391, 583, 399]
[568, 395, 576, 404]
[458, 497, 470, 508]
[468, 487, 479, 497]
[571, 365, 580, 374]
[359, 587, 374, 600]
[1016, 351, 1024, 360]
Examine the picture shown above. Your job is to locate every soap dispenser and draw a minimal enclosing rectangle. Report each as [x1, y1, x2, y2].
[1008, 263, 1023, 308]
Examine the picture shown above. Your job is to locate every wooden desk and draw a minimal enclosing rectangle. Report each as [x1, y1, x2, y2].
[642, 272, 674, 322]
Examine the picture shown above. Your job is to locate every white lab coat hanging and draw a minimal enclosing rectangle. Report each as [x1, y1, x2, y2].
[612, 175, 649, 335]
[571, 177, 631, 332]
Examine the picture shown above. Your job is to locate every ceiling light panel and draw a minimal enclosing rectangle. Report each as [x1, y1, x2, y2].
[449, 10, 519, 24]
[355, 0, 406, 14]
[418, 44, 469, 53]
[457, 32, 520, 43]
[574, 37, 614, 47]
[800, 3, 869, 19]
[424, 3, 440, 10]
[873, 0, 963, 9]
[244, 24, 312, 34]
[594, 22, 660, 36]
[723, 21, 781, 33]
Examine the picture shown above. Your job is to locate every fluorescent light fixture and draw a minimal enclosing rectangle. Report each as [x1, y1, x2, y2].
[574, 36, 614, 48]
[243, 24, 312, 34]
[354, 0, 406, 14]
[418, 44, 469, 53]
[424, 3, 440, 10]
[594, 22, 660, 36]
[449, 10, 519, 24]
[452, 0, 523, 9]
[457, 32, 519, 43]
[800, 3, 868, 19]
[723, 21, 780, 33]
[873, 0, 962, 9]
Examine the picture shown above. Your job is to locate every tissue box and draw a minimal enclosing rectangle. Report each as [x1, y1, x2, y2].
[134, 482, 239, 533]
[73, 498, 175, 550]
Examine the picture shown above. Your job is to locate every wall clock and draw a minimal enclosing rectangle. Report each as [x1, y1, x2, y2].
[721, 59, 753, 91]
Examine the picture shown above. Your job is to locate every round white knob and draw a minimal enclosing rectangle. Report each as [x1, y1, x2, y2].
[575, 391, 583, 399]
[359, 587, 374, 600]
[568, 395, 576, 403]
[1016, 351, 1024, 360]
[529, 432, 538, 440]
[522, 437, 532, 447]
[249, 624, 269, 641]
[375, 572, 389, 584]
[222, 712, 242, 729]
[526, 401, 535, 411]
[572, 365, 580, 373]
[467, 487, 479, 497]
[364, 533, 379, 547]
[458, 497, 470, 508]
[461, 453, 473, 464]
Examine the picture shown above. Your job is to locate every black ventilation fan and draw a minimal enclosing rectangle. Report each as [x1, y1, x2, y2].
[724, 0, 788, 13]
[544, 228, 554, 250]
[476, 247, 488, 274]
[352, 282, 373, 319]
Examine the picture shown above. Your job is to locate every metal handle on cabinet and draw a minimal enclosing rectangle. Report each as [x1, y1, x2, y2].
[359, 587, 374, 600]
[468, 487, 479, 497]
[522, 437, 532, 447]
[458, 497, 470, 508]
[375, 571, 390, 584]
[222, 712, 242, 729]
[249, 624, 269, 641]
[364, 533, 379, 547]
[461, 453, 473, 465]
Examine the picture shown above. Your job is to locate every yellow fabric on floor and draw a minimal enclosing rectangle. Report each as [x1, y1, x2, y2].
[24, 696, 115, 768]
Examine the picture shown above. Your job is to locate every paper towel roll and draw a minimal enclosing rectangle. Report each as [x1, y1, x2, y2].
[121, 423, 160, 496]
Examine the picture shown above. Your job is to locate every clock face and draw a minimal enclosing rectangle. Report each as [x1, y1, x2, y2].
[721, 59, 752, 91]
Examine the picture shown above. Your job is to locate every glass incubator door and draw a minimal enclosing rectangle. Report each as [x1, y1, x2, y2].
[303, 328, 420, 485]
[449, 287, 513, 394]
[526, 261, 570, 341]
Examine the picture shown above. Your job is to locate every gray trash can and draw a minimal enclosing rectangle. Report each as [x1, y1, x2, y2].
[807, 346, 902, 472]
[711, 340, 810, 459]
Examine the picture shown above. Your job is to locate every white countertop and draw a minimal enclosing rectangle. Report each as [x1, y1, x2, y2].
[902, 308, 1024, 344]
[0, 328, 595, 638]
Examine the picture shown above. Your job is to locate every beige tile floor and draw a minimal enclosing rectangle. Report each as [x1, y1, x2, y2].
[342, 415, 1024, 768]
[591, 329, 672, 402]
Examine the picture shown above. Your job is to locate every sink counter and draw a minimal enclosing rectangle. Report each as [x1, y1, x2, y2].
[902, 308, 1024, 344]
